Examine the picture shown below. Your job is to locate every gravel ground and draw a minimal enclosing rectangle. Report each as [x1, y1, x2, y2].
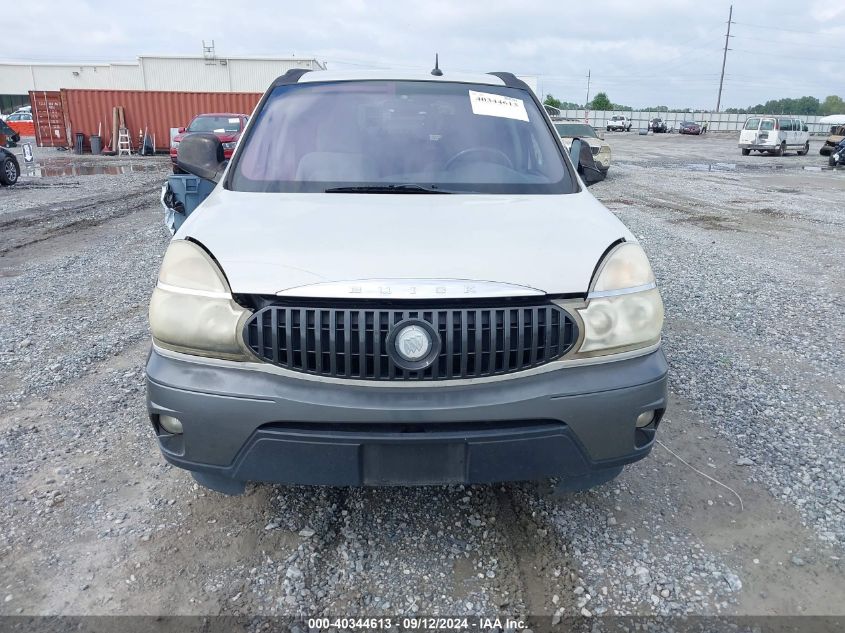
[0, 134, 843, 625]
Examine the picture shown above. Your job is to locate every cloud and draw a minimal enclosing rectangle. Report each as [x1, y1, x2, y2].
[1, 0, 839, 108]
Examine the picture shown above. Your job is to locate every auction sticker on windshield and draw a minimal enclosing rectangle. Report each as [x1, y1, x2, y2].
[469, 90, 529, 122]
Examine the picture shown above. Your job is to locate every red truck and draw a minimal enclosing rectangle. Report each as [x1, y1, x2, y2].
[171, 113, 249, 173]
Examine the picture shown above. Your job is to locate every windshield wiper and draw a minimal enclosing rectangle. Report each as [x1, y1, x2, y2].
[324, 184, 453, 194]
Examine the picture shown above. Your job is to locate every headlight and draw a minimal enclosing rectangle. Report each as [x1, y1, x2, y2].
[222, 141, 237, 150]
[149, 240, 252, 360]
[576, 243, 664, 355]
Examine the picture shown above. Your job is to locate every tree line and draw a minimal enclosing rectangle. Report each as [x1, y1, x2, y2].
[544, 93, 845, 115]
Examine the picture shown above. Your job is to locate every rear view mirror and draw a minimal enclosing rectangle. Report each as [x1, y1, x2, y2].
[177, 133, 226, 183]
[569, 138, 605, 186]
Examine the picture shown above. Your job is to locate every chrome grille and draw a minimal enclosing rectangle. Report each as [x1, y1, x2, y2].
[244, 302, 578, 381]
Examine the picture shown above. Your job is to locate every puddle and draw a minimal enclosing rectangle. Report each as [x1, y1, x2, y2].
[685, 162, 838, 173]
[22, 161, 161, 177]
[620, 161, 840, 173]
[686, 162, 739, 172]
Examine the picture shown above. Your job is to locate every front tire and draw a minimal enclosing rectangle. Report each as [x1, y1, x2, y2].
[0, 157, 19, 186]
[775, 141, 785, 157]
[741, 148, 750, 156]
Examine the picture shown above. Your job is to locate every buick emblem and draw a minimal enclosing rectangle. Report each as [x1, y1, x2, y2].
[395, 325, 431, 361]
[387, 319, 440, 370]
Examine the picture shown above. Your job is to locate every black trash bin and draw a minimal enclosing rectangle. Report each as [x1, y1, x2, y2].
[74, 132, 85, 155]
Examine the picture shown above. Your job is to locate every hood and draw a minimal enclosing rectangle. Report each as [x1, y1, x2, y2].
[179, 188, 634, 297]
[561, 136, 604, 150]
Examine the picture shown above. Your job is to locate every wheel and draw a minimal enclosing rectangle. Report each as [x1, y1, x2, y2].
[820, 147, 831, 156]
[798, 142, 809, 156]
[0, 156, 19, 186]
[606, 126, 611, 132]
[741, 148, 750, 156]
[172, 164, 186, 174]
[775, 141, 785, 157]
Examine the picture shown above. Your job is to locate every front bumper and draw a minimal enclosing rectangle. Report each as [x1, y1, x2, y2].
[145, 346, 668, 487]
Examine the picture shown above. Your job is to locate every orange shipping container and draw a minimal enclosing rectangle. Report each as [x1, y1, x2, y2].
[30, 91, 67, 147]
[57, 89, 263, 152]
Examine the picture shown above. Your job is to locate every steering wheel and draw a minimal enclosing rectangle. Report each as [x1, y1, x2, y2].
[444, 147, 513, 171]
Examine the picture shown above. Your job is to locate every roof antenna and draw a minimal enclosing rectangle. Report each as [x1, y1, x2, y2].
[431, 54, 443, 76]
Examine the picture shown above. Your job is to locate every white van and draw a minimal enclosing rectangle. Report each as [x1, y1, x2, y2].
[739, 116, 809, 156]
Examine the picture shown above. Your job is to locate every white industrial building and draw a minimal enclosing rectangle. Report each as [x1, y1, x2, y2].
[0, 54, 327, 101]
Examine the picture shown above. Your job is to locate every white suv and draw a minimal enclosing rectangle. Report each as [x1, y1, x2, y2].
[146, 69, 667, 495]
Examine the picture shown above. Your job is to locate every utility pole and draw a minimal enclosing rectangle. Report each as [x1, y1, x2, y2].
[716, 5, 733, 112]
[585, 69, 591, 124]
[585, 69, 591, 107]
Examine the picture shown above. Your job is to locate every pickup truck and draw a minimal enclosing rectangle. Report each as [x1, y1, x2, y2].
[606, 115, 632, 132]
[170, 113, 248, 173]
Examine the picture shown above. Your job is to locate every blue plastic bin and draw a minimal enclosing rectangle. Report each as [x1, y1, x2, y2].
[166, 174, 216, 232]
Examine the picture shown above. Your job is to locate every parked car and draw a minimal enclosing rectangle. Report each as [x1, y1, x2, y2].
[1, 105, 31, 122]
[0, 147, 20, 186]
[170, 113, 248, 173]
[0, 118, 20, 147]
[820, 125, 845, 156]
[678, 121, 701, 135]
[147, 69, 667, 495]
[5, 110, 34, 137]
[554, 120, 612, 174]
[738, 116, 809, 156]
[649, 118, 667, 133]
[828, 138, 845, 167]
[606, 115, 632, 132]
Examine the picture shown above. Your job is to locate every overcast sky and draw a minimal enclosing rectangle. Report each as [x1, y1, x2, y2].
[4, 0, 842, 109]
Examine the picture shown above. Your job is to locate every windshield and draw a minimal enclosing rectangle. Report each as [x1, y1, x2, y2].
[187, 116, 242, 133]
[230, 81, 572, 194]
[554, 123, 597, 138]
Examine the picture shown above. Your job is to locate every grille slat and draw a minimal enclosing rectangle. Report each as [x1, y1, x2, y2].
[245, 301, 577, 381]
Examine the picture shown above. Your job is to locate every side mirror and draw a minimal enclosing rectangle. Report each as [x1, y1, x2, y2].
[176, 133, 226, 183]
[803, 125, 808, 132]
[177, 127, 187, 134]
[569, 138, 605, 186]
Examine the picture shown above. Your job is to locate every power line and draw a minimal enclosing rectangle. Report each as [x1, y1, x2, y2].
[732, 21, 840, 37]
[731, 48, 837, 63]
[732, 34, 845, 51]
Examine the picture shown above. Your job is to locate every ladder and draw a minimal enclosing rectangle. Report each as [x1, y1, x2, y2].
[117, 128, 132, 156]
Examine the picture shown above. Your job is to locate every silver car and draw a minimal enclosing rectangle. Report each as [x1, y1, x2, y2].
[146, 69, 667, 495]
